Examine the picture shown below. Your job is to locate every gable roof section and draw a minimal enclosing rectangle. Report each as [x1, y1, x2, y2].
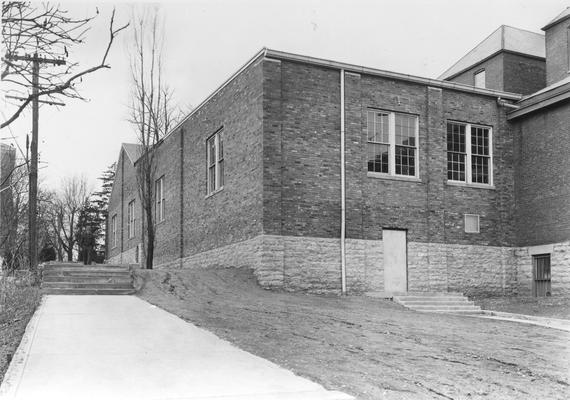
[122, 143, 143, 164]
[438, 26, 545, 80]
[542, 7, 570, 31]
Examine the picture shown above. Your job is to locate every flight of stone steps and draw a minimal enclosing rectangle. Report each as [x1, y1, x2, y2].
[41, 263, 135, 295]
[392, 292, 482, 314]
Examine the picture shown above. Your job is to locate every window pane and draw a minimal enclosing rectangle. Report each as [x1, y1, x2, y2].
[447, 123, 465, 153]
[367, 111, 389, 143]
[208, 137, 216, 167]
[395, 113, 416, 147]
[395, 146, 415, 176]
[218, 131, 224, 160]
[218, 160, 224, 188]
[471, 126, 489, 156]
[447, 152, 466, 181]
[367, 143, 389, 173]
[474, 70, 486, 88]
[208, 165, 216, 192]
[471, 155, 489, 183]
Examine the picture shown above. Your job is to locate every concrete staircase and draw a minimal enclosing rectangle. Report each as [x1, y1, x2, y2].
[41, 263, 135, 295]
[392, 292, 483, 314]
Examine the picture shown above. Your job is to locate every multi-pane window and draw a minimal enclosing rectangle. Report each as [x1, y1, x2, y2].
[155, 176, 165, 222]
[127, 200, 136, 238]
[367, 110, 419, 177]
[447, 121, 492, 185]
[111, 214, 117, 248]
[207, 129, 224, 195]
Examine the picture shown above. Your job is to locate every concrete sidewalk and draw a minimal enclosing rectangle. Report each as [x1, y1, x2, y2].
[0, 296, 352, 400]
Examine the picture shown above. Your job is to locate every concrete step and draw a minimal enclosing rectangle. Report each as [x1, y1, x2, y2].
[398, 300, 474, 306]
[40, 263, 135, 296]
[42, 275, 132, 283]
[395, 296, 469, 302]
[43, 267, 130, 273]
[42, 288, 136, 295]
[41, 281, 134, 289]
[392, 292, 481, 314]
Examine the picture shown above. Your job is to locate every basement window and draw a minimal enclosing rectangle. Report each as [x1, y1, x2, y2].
[367, 110, 419, 179]
[464, 214, 480, 233]
[207, 129, 224, 195]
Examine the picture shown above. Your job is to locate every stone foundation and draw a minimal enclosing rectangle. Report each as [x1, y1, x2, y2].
[113, 235, 570, 297]
[108, 244, 141, 266]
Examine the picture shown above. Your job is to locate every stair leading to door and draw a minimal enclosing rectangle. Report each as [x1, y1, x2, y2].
[392, 292, 483, 314]
[41, 263, 135, 295]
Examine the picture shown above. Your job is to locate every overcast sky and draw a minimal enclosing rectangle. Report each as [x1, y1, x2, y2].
[1, 0, 567, 192]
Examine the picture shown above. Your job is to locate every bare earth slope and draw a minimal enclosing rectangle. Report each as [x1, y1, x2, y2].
[135, 267, 570, 400]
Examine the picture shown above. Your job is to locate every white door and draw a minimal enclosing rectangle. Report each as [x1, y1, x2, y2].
[383, 229, 407, 292]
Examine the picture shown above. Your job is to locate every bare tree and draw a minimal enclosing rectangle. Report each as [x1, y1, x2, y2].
[1, 2, 129, 129]
[51, 176, 90, 261]
[128, 7, 177, 269]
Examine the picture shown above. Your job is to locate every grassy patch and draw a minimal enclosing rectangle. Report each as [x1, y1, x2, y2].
[135, 267, 570, 400]
[0, 272, 41, 382]
[475, 295, 570, 319]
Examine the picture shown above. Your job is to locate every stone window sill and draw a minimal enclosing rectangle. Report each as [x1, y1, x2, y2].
[205, 186, 224, 199]
[446, 181, 495, 190]
[367, 172, 422, 183]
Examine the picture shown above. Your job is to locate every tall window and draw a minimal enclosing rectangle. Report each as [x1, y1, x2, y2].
[155, 176, 165, 222]
[367, 110, 419, 177]
[447, 121, 492, 185]
[127, 200, 136, 238]
[111, 214, 117, 248]
[474, 69, 485, 88]
[207, 129, 224, 195]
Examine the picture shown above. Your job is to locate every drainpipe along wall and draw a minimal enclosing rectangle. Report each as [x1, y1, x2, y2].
[340, 69, 347, 294]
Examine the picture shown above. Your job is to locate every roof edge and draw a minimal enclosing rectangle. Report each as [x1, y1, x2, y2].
[542, 8, 570, 31]
[162, 48, 522, 141]
[508, 82, 570, 119]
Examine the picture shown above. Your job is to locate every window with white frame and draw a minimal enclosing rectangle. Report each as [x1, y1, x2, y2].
[111, 214, 117, 248]
[474, 69, 486, 88]
[446, 121, 492, 185]
[207, 129, 224, 195]
[367, 110, 419, 177]
[155, 176, 165, 222]
[127, 200, 136, 238]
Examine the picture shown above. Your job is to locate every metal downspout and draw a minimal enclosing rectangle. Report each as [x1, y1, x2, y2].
[340, 69, 347, 295]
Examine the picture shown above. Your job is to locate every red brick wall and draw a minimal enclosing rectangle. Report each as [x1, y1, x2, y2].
[262, 59, 516, 247]
[513, 101, 570, 245]
[544, 21, 570, 86]
[447, 52, 546, 95]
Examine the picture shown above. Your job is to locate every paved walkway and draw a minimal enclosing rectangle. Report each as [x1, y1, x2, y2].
[0, 296, 352, 400]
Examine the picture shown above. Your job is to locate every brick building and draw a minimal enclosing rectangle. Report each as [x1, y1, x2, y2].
[107, 10, 570, 297]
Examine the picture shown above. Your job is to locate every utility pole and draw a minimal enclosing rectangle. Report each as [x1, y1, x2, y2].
[5, 52, 65, 279]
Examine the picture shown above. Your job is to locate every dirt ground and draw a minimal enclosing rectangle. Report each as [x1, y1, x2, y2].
[135, 268, 570, 400]
[475, 295, 570, 319]
[0, 278, 41, 382]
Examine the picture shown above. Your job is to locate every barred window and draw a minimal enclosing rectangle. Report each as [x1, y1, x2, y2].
[447, 121, 492, 186]
[207, 129, 224, 195]
[367, 110, 419, 178]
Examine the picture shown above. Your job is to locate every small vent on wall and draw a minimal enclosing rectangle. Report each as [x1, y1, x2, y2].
[465, 214, 480, 233]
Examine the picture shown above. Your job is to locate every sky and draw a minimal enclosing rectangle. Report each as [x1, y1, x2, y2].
[1, 0, 568, 192]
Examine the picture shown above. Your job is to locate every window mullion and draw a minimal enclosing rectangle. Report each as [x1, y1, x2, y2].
[215, 134, 220, 191]
[488, 128, 493, 186]
[389, 112, 396, 175]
